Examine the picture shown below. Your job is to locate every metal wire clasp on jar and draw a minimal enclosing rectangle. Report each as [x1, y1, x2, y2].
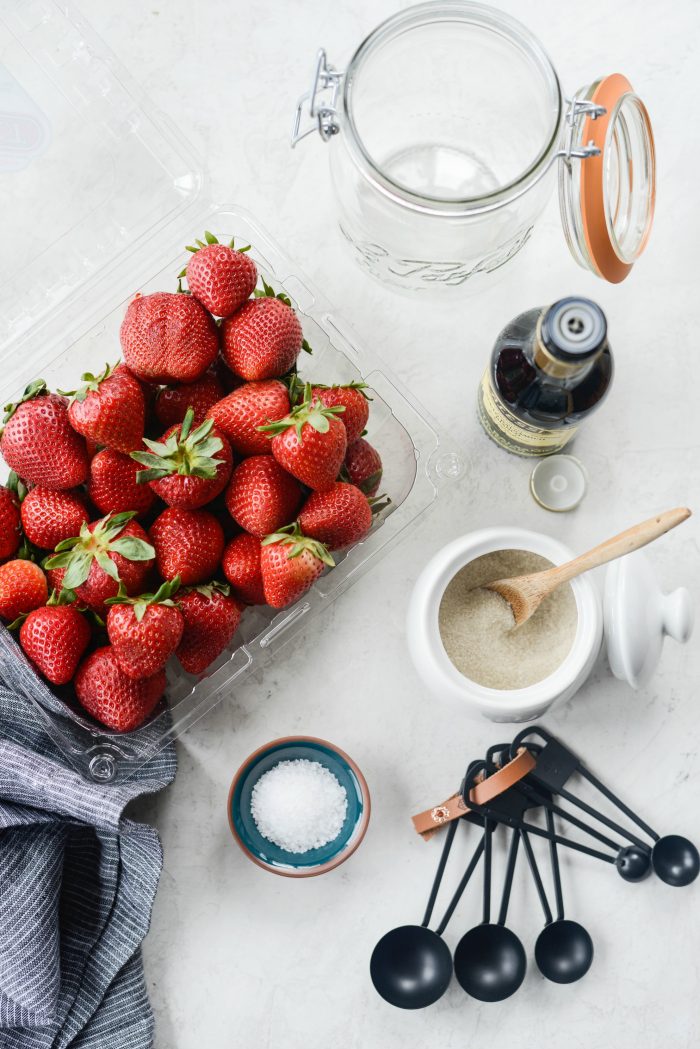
[292, 2, 655, 293]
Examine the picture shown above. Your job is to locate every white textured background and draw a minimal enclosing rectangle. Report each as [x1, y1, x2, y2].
[83, 1, 700, 1046]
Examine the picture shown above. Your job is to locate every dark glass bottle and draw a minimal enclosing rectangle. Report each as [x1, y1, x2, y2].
[477, 297, 613, 457]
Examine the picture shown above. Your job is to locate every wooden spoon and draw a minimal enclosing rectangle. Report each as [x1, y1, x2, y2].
[484, 507, 692, 628]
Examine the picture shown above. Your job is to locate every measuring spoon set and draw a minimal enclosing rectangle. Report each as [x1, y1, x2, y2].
[370, 727, 699, 1010]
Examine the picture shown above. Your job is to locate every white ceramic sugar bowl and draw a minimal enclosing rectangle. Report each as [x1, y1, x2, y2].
[407, 526, 693, 723]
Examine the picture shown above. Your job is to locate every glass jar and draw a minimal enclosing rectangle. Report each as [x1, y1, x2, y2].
[292, 2, 655, 293]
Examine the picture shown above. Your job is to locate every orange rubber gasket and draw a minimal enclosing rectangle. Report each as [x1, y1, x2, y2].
[469, 748, 537, 806]
[579, 73, 655, 284]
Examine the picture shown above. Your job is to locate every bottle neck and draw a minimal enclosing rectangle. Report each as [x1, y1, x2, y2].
[531, 314, 598, 380]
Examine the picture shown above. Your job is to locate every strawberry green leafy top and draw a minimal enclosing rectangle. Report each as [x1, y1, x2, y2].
[261, 522, 335, 567]
[258, 383, 345, 444]
[130, 408, 225, 483]
[44, 511, 155, 591]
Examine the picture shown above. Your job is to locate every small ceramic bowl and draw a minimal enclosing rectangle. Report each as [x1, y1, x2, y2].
[407, 527, 603, 723]
[228, 736, 371, 877]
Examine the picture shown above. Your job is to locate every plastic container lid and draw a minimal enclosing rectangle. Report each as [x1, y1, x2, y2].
[604, 551, 694, 689]
[0, 2, 203, 378]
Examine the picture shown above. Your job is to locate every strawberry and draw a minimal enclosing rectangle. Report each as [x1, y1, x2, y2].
[44, 512, 155, 613]
[62, 362, 145, 453]
[342, 438, 383, 497]
[310, 383, 370, 446]
[106, 578, 184, 680]
[221, 280, 308, 381]
[206, 380, 289, 456]
[149, 507, 224, 585]
[175, 581, 242, 675]
[1, 380, 89, 490]
[20, 487, 89, 550]
[222, 533, 265, 605]
[87, 448, 156, 518]
[0, 484, 21, 561]
[19, 593, 91, 685]
[183, 232, 257, 318]
[260, 523, 334, 609]
[298, 482, 372, 551]
[154, 368, 224, 429]
[260, 386, 347, 491]
[131, 408, 233, 510]
[75, 646, 165, 732]
[0, 560, 48, 621]
[224, 456, 303, 539]
[120, 292, 219, 384]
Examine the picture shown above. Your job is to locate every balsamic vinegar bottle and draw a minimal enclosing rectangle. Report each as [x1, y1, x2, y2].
[477, 297, 613, 457]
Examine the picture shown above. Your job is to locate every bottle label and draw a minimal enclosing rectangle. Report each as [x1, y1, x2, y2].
[477, 371, 578, 456]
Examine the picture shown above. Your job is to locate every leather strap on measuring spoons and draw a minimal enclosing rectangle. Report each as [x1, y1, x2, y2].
[470, 748, 537, 806]
[413, 750, 536, 841]
[412, 793, 470, 841]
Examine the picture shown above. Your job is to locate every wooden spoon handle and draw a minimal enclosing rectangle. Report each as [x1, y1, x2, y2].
[549, 507, 691, 586]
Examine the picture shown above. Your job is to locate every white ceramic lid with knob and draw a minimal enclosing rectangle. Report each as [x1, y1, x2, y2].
[604, 550, 694, 689]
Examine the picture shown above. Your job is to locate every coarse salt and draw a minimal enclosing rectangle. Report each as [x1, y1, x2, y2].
[250, 758, 348, 854]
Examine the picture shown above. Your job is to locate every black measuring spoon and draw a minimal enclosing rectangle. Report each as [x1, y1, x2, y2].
[521, 817, 594, 983]
[453, 821, 527, 1002]
[463, 759, 620, 869]
[369, 817, 458, 1009]
[484, 742, 642, 869]
[512, 726, 700, 887]
[370, 819, 486, 1008]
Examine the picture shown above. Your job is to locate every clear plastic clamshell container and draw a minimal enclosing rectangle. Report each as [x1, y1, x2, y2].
[0, 3, 463, 781]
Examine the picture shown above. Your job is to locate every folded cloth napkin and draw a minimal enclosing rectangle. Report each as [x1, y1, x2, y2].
[0, 630, 176, 1049]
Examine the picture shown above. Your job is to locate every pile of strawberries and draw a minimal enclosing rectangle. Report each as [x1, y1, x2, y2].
[0, 233, 384, 732]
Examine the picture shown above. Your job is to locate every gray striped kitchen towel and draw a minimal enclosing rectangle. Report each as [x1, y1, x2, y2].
[0, 629, 176, 1048]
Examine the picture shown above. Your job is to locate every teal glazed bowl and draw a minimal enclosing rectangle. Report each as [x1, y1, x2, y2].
[228, 736, 371, 877]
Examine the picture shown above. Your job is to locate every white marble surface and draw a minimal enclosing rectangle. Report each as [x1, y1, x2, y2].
[84, 1, 700, 1045]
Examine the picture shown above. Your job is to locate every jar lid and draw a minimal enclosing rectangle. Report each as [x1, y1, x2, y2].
[604, 551, 694, 689]
[559, 74, 656, 283]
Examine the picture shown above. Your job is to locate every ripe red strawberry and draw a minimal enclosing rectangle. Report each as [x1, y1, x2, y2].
[154, 368, 224, 429]
[0, 560, 48, 621]
[310, 383, 370, 446]
[20, 487, 89, 550]
[120, 292, 219, 384]
[149, 507, 224, 585]
[222, 533, 265, 605]
[0, 484, 21, 561]
[20, 598, 91, 685]
[260, 388, 347, 491]
[184, 232, 257, 318]
[175, 582, 243, 675]
[342, 438, 383, 497]
[206, 380, 289, 456]
[44, 512, 155, 613]
[260, 523, 333, 609]
[87, 448, 156, 518]
[221, 283, 307, 380]
[224, 456, 302, 539]
[1, 381, 89, 490]
[106, 578, 184, 680]
[75, 646, 165, 732]
[63, 363, 145, 453]
[131, 409, 233, 510]
[298, 482, 372, 551]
